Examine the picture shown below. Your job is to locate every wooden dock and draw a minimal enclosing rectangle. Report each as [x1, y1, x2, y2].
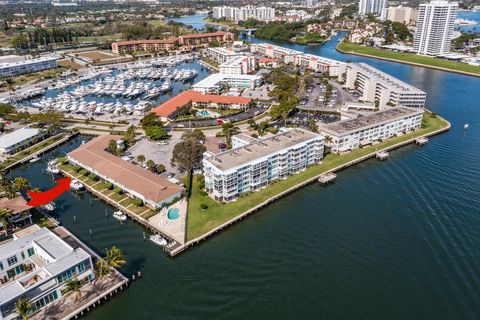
[375, 151, 389, 160]
[318, 172, 337, 185]
[415, 137, 429, 145]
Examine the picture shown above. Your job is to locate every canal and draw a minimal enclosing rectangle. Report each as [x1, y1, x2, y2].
[7, 15, 480, 319]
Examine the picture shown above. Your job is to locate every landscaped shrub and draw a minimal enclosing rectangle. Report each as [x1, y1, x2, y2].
[75, 166, 83, 172]
[88, 173, 97, 181]
[79, 169, 88, 176]
[113, 187, 123, 194]
[104, 182, 113, 190]
[133, 199, 143, 207]
[200, 203, 208, 210]
[56, 157, 67, 164]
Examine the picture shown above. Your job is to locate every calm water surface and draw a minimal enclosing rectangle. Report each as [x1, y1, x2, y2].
[7, 16, 480, 319]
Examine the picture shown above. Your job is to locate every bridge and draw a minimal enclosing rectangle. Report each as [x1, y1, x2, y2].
[239, 28, 257, 36]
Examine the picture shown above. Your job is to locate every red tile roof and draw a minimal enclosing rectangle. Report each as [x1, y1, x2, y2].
[67, 135, 184, 204]
[0, 197, 30, 215]
[113, 38, 178, 46]
[152, 91, 252, 118]
[180, 31, 231, 39]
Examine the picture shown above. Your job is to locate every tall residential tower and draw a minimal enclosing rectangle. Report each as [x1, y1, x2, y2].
[413, 1, 458, 55]
[358, 0, 387, 15]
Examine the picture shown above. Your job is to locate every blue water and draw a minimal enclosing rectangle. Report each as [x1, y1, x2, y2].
[167, 208, 180, 220]
[457, 11, 480, 33]
[170, 14, 207, 31]
[6, 17, 480, 320]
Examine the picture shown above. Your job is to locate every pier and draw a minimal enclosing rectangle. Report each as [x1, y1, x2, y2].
[318, 172, 337, 185]
[415, 137, 429, 145]
[375, 151, 389, 160]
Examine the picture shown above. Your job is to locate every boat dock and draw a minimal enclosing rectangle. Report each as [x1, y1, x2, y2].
[318, 172, 337, 185]
[375, 151, 389, 160]
[415, 137, 429, 145]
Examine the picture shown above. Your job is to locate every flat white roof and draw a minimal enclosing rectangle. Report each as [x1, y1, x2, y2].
[0, 127, 40, 149]
[0, 56, 58, 69]
[193, 73, 261, 88]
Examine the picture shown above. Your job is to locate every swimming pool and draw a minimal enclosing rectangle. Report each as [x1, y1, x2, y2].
[167, 208, 180, 220]
[197, 110, 211, 118]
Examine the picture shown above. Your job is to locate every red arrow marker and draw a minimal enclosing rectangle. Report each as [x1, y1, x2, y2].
[27, 177, 71, 207]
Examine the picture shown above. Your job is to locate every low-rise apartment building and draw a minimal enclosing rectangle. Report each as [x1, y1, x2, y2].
[192, 73, 262, 94]
[0, 56, 58, 77]
[205, 47, 244, 64]
[0, 226, 95, 320]
[319, 107, 424, 153]
[67, 135, 184, 208]
[219, 56, 256, 75]
[250, 43, 303, 64]
[343, 63, 427, 108]
[152, 90, 252, 120]
[0, 128, 44, 154]
[203, 129, 324, 202]
[111, 31, 234, 54]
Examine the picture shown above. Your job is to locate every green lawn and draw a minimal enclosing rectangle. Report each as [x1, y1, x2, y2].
[186, 113, 449, 240]
[337, 42, 480, 76]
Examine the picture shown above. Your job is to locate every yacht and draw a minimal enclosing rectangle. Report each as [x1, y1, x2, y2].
[46, 166, 60, 174]
[70, 179, 84, 191]
[149, 234, 167, 246]
[113, 211, 127, 221]
[29, 156, 40, 163]
[41, 202, 56, 212]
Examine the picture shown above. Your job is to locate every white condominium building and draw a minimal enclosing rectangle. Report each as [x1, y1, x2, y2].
[205, 47, 244, 64]
[192, 73, 262, 94]
[213, 6, 276, 21]
[0, 56, 58, 77]
[250, 43, 345, 77]
[344, 63, 427, 109]
[413, 1, 458, 55]
[219, 56, 256, 75]
[359, 0, 387, 15]
[0, 226, 95, 319]
[203, 129, 324, 202]
[319, 107, 424, 153]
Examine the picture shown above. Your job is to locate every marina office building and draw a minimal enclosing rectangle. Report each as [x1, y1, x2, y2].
[319, 107, 424, 153]
[192, 73, 262, 94]
[67, 135, 184, 208]
[203, 129, 324, 202]
[0, 127, 44, 155]
[0, 56, 58, 77]
[0, 226, 94, 320]
[250, 43, 345, 77]
[343, 63, 427, 109]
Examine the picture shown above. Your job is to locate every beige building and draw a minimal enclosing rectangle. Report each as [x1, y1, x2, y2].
[385, 6, 418, 25]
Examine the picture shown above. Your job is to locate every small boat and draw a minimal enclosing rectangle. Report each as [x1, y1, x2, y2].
[464, 123, 469, 129]
[29, 156, 40, 163]
[113, 211, 127, 221]
[46, 166, 60, 174]
[41, 202, 56, 212]
[47, 159, 57, 166]
[149, 234, 167, 246]
[70, 179, 84, 191]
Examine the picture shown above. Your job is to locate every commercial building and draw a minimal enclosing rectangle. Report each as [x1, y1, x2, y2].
[382, 6, 418, 24]
[203, 129, 324, 202]
[152, 90, 252, 120]
[358, 0, 387, 15]
[250, 43, 345, 77]
[67, 135, 184, 208]
[111, 31, 234, 54]
[343, 63, 427, 108]
[319, 107, 423, 153]
[192, 73, 262, 94]
[0, 128, 43, 155]
[0, 56, 58, 77]
[413, 1, 458, 55]
[212, 6, 275, 21]
[0, 226, 95, 320]
[219, 56, 256, 75]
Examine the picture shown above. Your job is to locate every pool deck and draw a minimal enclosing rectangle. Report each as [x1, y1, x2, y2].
[148, 200, 187, 244]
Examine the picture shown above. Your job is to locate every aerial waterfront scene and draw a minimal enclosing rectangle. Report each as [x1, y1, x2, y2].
[0, 0, 479, 319]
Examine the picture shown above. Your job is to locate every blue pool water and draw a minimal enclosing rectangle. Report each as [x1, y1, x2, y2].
[167, 208, 180, 220]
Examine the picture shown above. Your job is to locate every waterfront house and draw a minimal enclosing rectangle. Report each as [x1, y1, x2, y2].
[203, 129, 324, 202]
[67, 135, 184, 208]
[0, 197, 33, 236]
[0, 225, 94, 320]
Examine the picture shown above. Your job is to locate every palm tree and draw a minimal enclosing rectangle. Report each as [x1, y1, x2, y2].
[15, 297, 31, 320]
[13, 177, 30, 191]
[136, 154, 145, 165]
[0, 208, 11, 235]
[105, 246, 126, 269]
[146, 159, 155, 169]
[64, 275, 82, 302]
[94, 258, 112, 288]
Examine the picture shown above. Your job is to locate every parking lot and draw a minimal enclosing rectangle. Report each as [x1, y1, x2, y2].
[297, 79, 356, 111]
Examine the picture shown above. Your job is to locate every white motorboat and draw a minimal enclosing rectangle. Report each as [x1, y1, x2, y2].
[149, 234, 167, 246]
[29, 156, 40, 163]
[464, 123, 469, 129]
[41, 202, 56, 212]
[46, 166, 60, 174]
[70, 179, 84, 191]
[113, 211, 127, 221]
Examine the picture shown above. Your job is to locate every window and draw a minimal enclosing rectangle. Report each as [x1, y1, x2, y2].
[7, 255, 18, 267]
[27, 247, 35, 257]
[0, 262, 2, 270]
[21, 252, 25, 260]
